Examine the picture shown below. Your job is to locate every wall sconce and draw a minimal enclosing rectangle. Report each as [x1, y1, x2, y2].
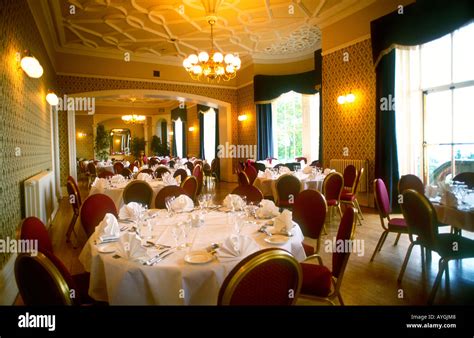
[19, 51, 43, 78]
[169, 131, 174, 136]
[77, 132, 87, 138]
[337, 92, 356, 105]
[238, 114, 248, 121]
[188, 126, 195, 132]
[46, 90, 58, 106]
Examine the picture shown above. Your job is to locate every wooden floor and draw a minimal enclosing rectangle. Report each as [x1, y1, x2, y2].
[45, 179, 474, 306]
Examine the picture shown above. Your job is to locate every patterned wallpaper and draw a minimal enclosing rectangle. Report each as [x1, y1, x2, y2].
[58, 111, 70, 186]
[75, 115, 94, 160]
[0, 0, 57, 268]
[186, 105, 200, 158]
[322, 39, 376, 190]
[237, 84, 257, 161]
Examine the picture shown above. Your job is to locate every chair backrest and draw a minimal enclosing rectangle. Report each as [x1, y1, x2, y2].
[322, 172, 344, 201]
[155, 186, 186, 209]
[168, 160, 176, 169]
[154, 166, 171, 178]
[120, 167, 133, 178]
[244, 165, 258, 185]
[285, 162, 300, 171]
[80, 194, 118, 238]
[295, 157, 307, 164]
[218, 248, 302, 305]
[173, 168, 188, 182]
[148, 158, 159, 167]
[113, 162, 124, 174]
[310, 160, 322, 168]
[453, 172, 474, 189]
[203, 162, 211, 173]
[237, 171, 250, 186]
[15, 252, 73, 305]
[352, 167, 364, 195]
[66, 180, 80, 214]
[87, 162, 97, 176]
[139, 168, 154, 176]
[123, 180, 154, 208]
[20, 217, 53, 254]
[193, 164, 203, 195]
[253, 162, 266, 173]
[343, 165, 357, 190]
[98, 171, 114, 179]
[373, 178, 392, 217]
[185, 161, 194, 172]
[293, 190, 327, 240]
[400, 189, 438, 246]
[399, 174, 424, 195]
[181, 176, 198, 202]
[67, 176, 81, 205]
[211, 158, 219, 173]
[231, 185, 264, 205]
[332, 207, 357, 279]
[194, 160, 204, 168]
[275, 174, 302, 206]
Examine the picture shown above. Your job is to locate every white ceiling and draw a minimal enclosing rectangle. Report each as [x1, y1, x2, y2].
[37, 0, 374, 65]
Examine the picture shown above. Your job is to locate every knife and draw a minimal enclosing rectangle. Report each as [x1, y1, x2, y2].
[152, 251, 174, 265]
[145, 248, 171, 265]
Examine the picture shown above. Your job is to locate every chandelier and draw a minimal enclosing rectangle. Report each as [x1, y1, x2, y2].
[182, 18, 241, 82]
[122, 98, 146, 124]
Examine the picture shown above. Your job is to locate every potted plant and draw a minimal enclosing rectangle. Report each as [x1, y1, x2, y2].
[95, 124, 110, 161]
[151, 135, 170, 156]
[130, 137, 146, 159]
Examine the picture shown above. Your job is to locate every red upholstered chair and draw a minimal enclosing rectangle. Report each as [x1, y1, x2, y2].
[244, 165, 258, 185]
[218, 248, 302, 305]
[295, 157, 307, 164]
[185, 161, 194, 172]
[293, 190, 327, 262]
[80, 194, 118, 238]
[193, 164, 204, 196]
[398, 190, 474, 304]
[275, 174, 302, 209]
[86, 162, 97, 186]
[148, 157, 159, 167]
[181, 176, 198, 202]
[341, 168, 364, 225]
[322, 172, 344, 223]
[20, 217, 53, 254]
[342, 165, 357, 192]
[231, 185, 264, 205]
[168, 160, 176, 169]
[310, 160, 322, 168]
[173, 168, 188, 183]
[253, 161, 266, 173]
[299, 207, 357, 305]
[155, 186, 186, 209]
[66, 180, 81, 243]
[120, 167, 133, 178]
[370, 179, 408, 262]
[138, 168, 154, 176]
[210, 158, 220, 182]
[113, 162, 124, 175]
[237, 171, 250, 186]
[67, 176, 82, 206]
[98, 171, 114, 179]
[266, 157, 277, 164]
[399, 174, 424, 195]
[123, 180, 154, 208]
[453, 172, 474, 189]
[154, 166, 171, 178]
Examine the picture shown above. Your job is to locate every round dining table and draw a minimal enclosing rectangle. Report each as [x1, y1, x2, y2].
[79, 210, 306, 305]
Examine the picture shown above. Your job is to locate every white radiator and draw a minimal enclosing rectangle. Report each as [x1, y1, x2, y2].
[329, 159, 369, 193]
[24, 171, 57, 226]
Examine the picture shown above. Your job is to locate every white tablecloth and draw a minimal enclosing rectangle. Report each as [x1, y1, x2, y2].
[433, 204, 474, 232]
[253, 173, 324, 199]
[89, 180, 166, 209]
[79, 210, 306, 305]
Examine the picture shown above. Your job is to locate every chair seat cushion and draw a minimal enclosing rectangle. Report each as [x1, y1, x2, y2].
[300, 263, 332, 297]
[303, 243, 315, 256]
[340, 193, 356, 202]
[387, 218, 407, 231]
[326, 199, 338, 206]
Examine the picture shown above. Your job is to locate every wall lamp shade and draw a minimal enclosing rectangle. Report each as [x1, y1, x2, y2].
[338, 92, 355, 105]
[188, 126, 195, 132]
[238, 114, 248, 121]
[337, 95, 346, 104]
[46, 90, 59, 105]
[20, 55, 43, 78]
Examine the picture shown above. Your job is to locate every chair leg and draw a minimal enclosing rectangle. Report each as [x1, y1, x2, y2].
[337, 292, 344, 306]
[337, 204, 343, 219]
[354, 199, 364, 220]
[394, 233, 401, 246]
[66, 213, 78, 242]
[398, 242, 416, 283]
[370, 230, 388, 262]
[316, 255, 324, 266]
[378, 231, 388, 252]
[428, 258, 448, 305]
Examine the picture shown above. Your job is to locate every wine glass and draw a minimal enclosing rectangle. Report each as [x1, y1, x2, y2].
[171, 223, 184, 250]
[165, 196, 176, 217]
[198, 194, 206, 211]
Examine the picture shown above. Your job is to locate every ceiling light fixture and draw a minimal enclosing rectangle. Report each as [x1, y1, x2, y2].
[182, 17, 241, 82]
[122, 98, 146, 124]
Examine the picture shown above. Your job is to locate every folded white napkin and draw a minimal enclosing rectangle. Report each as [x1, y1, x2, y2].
[273, 209, 293, 234]
[162, 172, 178, 186]
[323, 168, 336, 175]
[116, 232, 147, 261]
[223, 194, 245, 211]
[279, 166, 290, 174]
[256, 200, 280, 219]
[303, 166, 313, 174]
[137, 173, 152, 182]
[124, 161, 130, 167]
[171, 194, 194, 212]
[91, 178, 107, 192]
[110, 174, 125, 185]
[216, 235, 259, 262]
[441, 191, 458, 207]
[96, 213, 120, 241]
[141, 165, 149, 169]
[119, 202, 146, 220]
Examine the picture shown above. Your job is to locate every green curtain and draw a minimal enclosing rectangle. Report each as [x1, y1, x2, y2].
[256, 104, 273, 160]
[172, 121, 177, 157]
[318, 88, 323, 164]
[182, 121, 187, 158]
[199, 112, 204, 159]
[161, 121, 167, 147]
[374, 50, 399, 211]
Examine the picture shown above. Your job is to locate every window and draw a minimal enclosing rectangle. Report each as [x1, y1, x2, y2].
[202, 108, 216, 163]
[174, 118, 183, 158]
[396, 22, 474, 184]
[271, 91, 319, 162]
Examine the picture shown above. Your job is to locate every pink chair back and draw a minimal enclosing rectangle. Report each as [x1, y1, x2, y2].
[293, 190, 327, 239]
[237, 171, 250, 186]
[323, 172, 344, 202]
[20, 217, 53, 254]
[155, 186, 186, 209]
[332, 207, 356, 278]
[231, 185, 264, 204]
[193, 164, 204, 195]
[343, 165, 357, 190]
[181, 176, 198, 202]
[374, 179, 392, 217]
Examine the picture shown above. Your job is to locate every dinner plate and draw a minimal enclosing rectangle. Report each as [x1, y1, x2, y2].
[97, 243, 116, 254]
[184, 251, 214, 264]
[264, 235, 289, 245]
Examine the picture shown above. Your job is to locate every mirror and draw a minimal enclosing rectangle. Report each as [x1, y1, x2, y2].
[110, 128, 131, 155]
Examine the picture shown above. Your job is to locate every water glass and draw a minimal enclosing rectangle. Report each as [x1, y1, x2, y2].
[171, 223, 185, 250]
[165, 196, 176, 217]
